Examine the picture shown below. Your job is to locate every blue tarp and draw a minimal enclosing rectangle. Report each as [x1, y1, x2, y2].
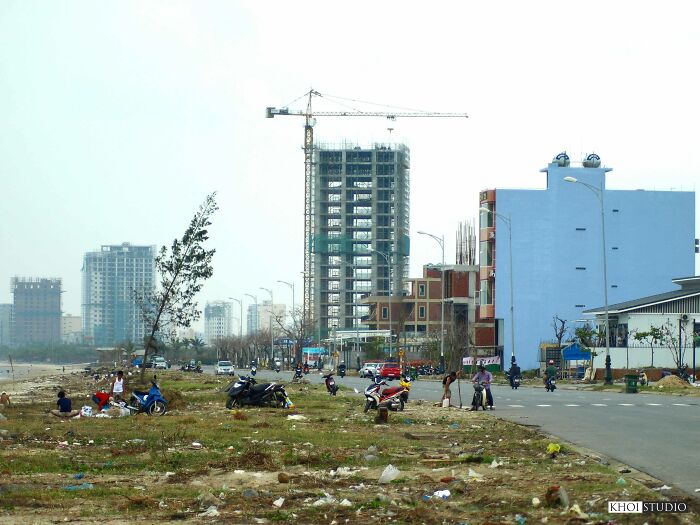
[562, 343, 591, 361]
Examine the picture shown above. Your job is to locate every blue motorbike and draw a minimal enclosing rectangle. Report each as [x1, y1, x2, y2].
[128, 378, 168, 416]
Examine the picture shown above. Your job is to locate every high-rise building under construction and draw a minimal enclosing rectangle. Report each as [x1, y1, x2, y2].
[312, 143, 410, 337]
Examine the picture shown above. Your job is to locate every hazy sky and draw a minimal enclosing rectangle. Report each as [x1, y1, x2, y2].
[1, 1, 698, 332]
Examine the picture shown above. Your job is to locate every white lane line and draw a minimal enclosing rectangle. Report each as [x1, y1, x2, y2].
[646, 403, 663, 406]
[536, 404, 551, 407]
[565, 404, 579, 407]
[592, 403, 608, 406]
[618, 403, 635, 406]
[672, 403, 690, 406]
[508, 404, 524, 408]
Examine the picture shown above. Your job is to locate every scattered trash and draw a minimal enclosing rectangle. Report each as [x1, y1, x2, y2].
[312, 494, 337, 506]
[330, 466, 363, 477]
[273, 497, 284, 508]
[198, 506, 220, 517]
[467, 468, 483, 479]
[544, 485, 569, 508]
[63, 482, 94, 491]
[191, 442, 203, 449]
[546, 443, 561, 457]
[379, 464, 400, 484]
[159, 501, 168, 508]
[531, 497, 541, 508]
[287, 415, 307, 421]
[618, 467, 631, 474]
[353, 388, 359, 394]
[367, 445, 378, 454]
[569, 504, 588, 519]
[278, 472, 290, 483]
[242, 488, 259, 498]
[126, 438, 146, 444]
[515, 514, 526, 525]
[403, 419, 414, 425]
[652, 484, 672, 491]
[448, 423, 460, 430]
[439, 476, 456, 483]
[489, 459, 503, 468]
[433, 490, 450, 500]
[339, 499, 352, 507]
[364, 454, 378, 462]
[73, 473, 84, 480]
[615, 477, 626, 486]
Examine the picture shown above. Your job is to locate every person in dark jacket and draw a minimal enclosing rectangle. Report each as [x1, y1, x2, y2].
[51, 391, 79, 418]
[507, 362, 521, 388]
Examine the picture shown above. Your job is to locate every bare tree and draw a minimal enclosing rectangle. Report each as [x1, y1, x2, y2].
[552, 315, 569, 348]
[273, 306, 316, 365]
[135, 193, 218, 379]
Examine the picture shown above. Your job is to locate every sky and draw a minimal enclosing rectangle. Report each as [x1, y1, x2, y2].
[1, 1, 699, 333]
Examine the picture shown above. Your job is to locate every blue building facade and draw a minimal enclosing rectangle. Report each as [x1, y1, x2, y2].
[478, 154, 695, 370]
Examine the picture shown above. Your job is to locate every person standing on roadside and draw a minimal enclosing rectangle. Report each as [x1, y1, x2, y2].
[110, 370, 126, 402]
[442, 371, 457, 405]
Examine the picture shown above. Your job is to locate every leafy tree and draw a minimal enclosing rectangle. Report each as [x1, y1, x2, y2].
[364, 337, 387, 361]
[574, 322, 602, 373]
[135, 193, 218, 379]
[656, 320, 690, 369]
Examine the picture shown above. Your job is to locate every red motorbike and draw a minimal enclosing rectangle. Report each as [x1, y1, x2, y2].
[363, 376, 411, 412]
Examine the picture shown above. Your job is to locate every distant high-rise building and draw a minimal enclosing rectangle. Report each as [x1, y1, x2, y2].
[311, 143, 410, 338]
[61, 314, 82, 344]
[204, 301, 233, 344]
[258, 300, 286, 333]
[82, 243, 156, 346]
[0, 304, 13, 346]
[11, 277, 62, 345]
[246, 303, 259, 335]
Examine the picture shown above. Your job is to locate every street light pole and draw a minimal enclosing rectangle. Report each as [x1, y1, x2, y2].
[417, 231, 446, 372]
[564, 176, 612, 384]
[478, 210, 515, 366]
[277, 280, 295, 371]
[369, 248, 393, 358]
[260, 287, 274, 367]
[228, 298, 243, 339]
[244, 293, 258, 365]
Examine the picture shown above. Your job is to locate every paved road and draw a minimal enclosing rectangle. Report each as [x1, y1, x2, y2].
[227, 369, 699, 498]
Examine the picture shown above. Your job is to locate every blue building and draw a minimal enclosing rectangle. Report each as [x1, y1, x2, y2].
[478, 153, 696, 370]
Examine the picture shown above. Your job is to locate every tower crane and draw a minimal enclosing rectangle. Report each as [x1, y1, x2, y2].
[266, 89, 468, 334]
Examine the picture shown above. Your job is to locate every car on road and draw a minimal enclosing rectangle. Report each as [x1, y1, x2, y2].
[146, 356, 168, 370]
[215, 360, 235, 375]
[359, 362, 381, 378]
[379, 362, 401, 379]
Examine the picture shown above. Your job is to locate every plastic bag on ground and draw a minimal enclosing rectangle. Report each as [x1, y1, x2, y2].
[379, 464, 400, 484]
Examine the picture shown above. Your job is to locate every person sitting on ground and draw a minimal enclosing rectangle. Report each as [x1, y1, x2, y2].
[51, 391, 80, 418]
[0, 391, 10, 407]
[442, 371, 457, 405]
[92, 390, 112, 411]
[471, 365, 494, 410]
[508, 361, 521, 387]
[110, 370, 126, 402]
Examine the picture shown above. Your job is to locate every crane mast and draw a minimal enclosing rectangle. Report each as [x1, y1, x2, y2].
[267, 89, 468, 343]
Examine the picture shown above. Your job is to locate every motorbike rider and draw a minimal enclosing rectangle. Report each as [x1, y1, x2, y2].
[507, 361, 521, 388]
[338, 362, 347, 377]
[303, 362, 310, 375]
[544, 360, 557, 386]
[471, 364, 494, 410]
[294, 363, 303, 379]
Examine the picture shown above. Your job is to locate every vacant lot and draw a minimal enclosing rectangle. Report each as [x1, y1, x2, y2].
[0, 371, 696, 524]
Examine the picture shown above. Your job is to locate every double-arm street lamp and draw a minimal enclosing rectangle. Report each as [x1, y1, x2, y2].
[260, 287, 275, 366]
[564, 176, 613, 385]
[369, 248, 393, 358]
[478, 209, 516, 366]
[417, 231, 446, 372]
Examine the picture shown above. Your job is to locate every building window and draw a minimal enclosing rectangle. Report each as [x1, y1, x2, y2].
[480, 241, 493, 266]
[480, 203, 494, 228]
[418, 283, 426, 297]
[418, 305, 426, 319]
[480, 280, 493, 305]
[381, 306, 389, 319]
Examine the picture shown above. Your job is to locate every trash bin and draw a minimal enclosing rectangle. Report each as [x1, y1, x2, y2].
[624, 374, 638, 393]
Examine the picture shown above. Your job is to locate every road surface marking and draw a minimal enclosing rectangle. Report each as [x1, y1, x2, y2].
[536, 404, 551, 407]
[565, 404, 579, 407]
[618, 403, 635, 406]
[672, 403, 690, 406]
[508, 404, 524, 408]
[646, 403, 663, 406]
[592, 403, 608, 406]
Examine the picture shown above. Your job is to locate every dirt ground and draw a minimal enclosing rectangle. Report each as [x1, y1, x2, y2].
[0, 370, 697, 524]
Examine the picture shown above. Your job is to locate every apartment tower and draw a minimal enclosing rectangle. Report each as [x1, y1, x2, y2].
[312, 143, 410, 338]
[82, 243, 156, 346]
[11, 277, 62, 345]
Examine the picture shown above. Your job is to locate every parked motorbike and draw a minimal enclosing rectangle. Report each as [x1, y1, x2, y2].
[224, 375, 292, 409]
[180, 363, 203, 373]
[471, 381, 488, 410]
[545, 377, 557, 392]
[363, 376, 410, 412]
[323, 373, 339, 396]
[127, 378, 168, 416]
